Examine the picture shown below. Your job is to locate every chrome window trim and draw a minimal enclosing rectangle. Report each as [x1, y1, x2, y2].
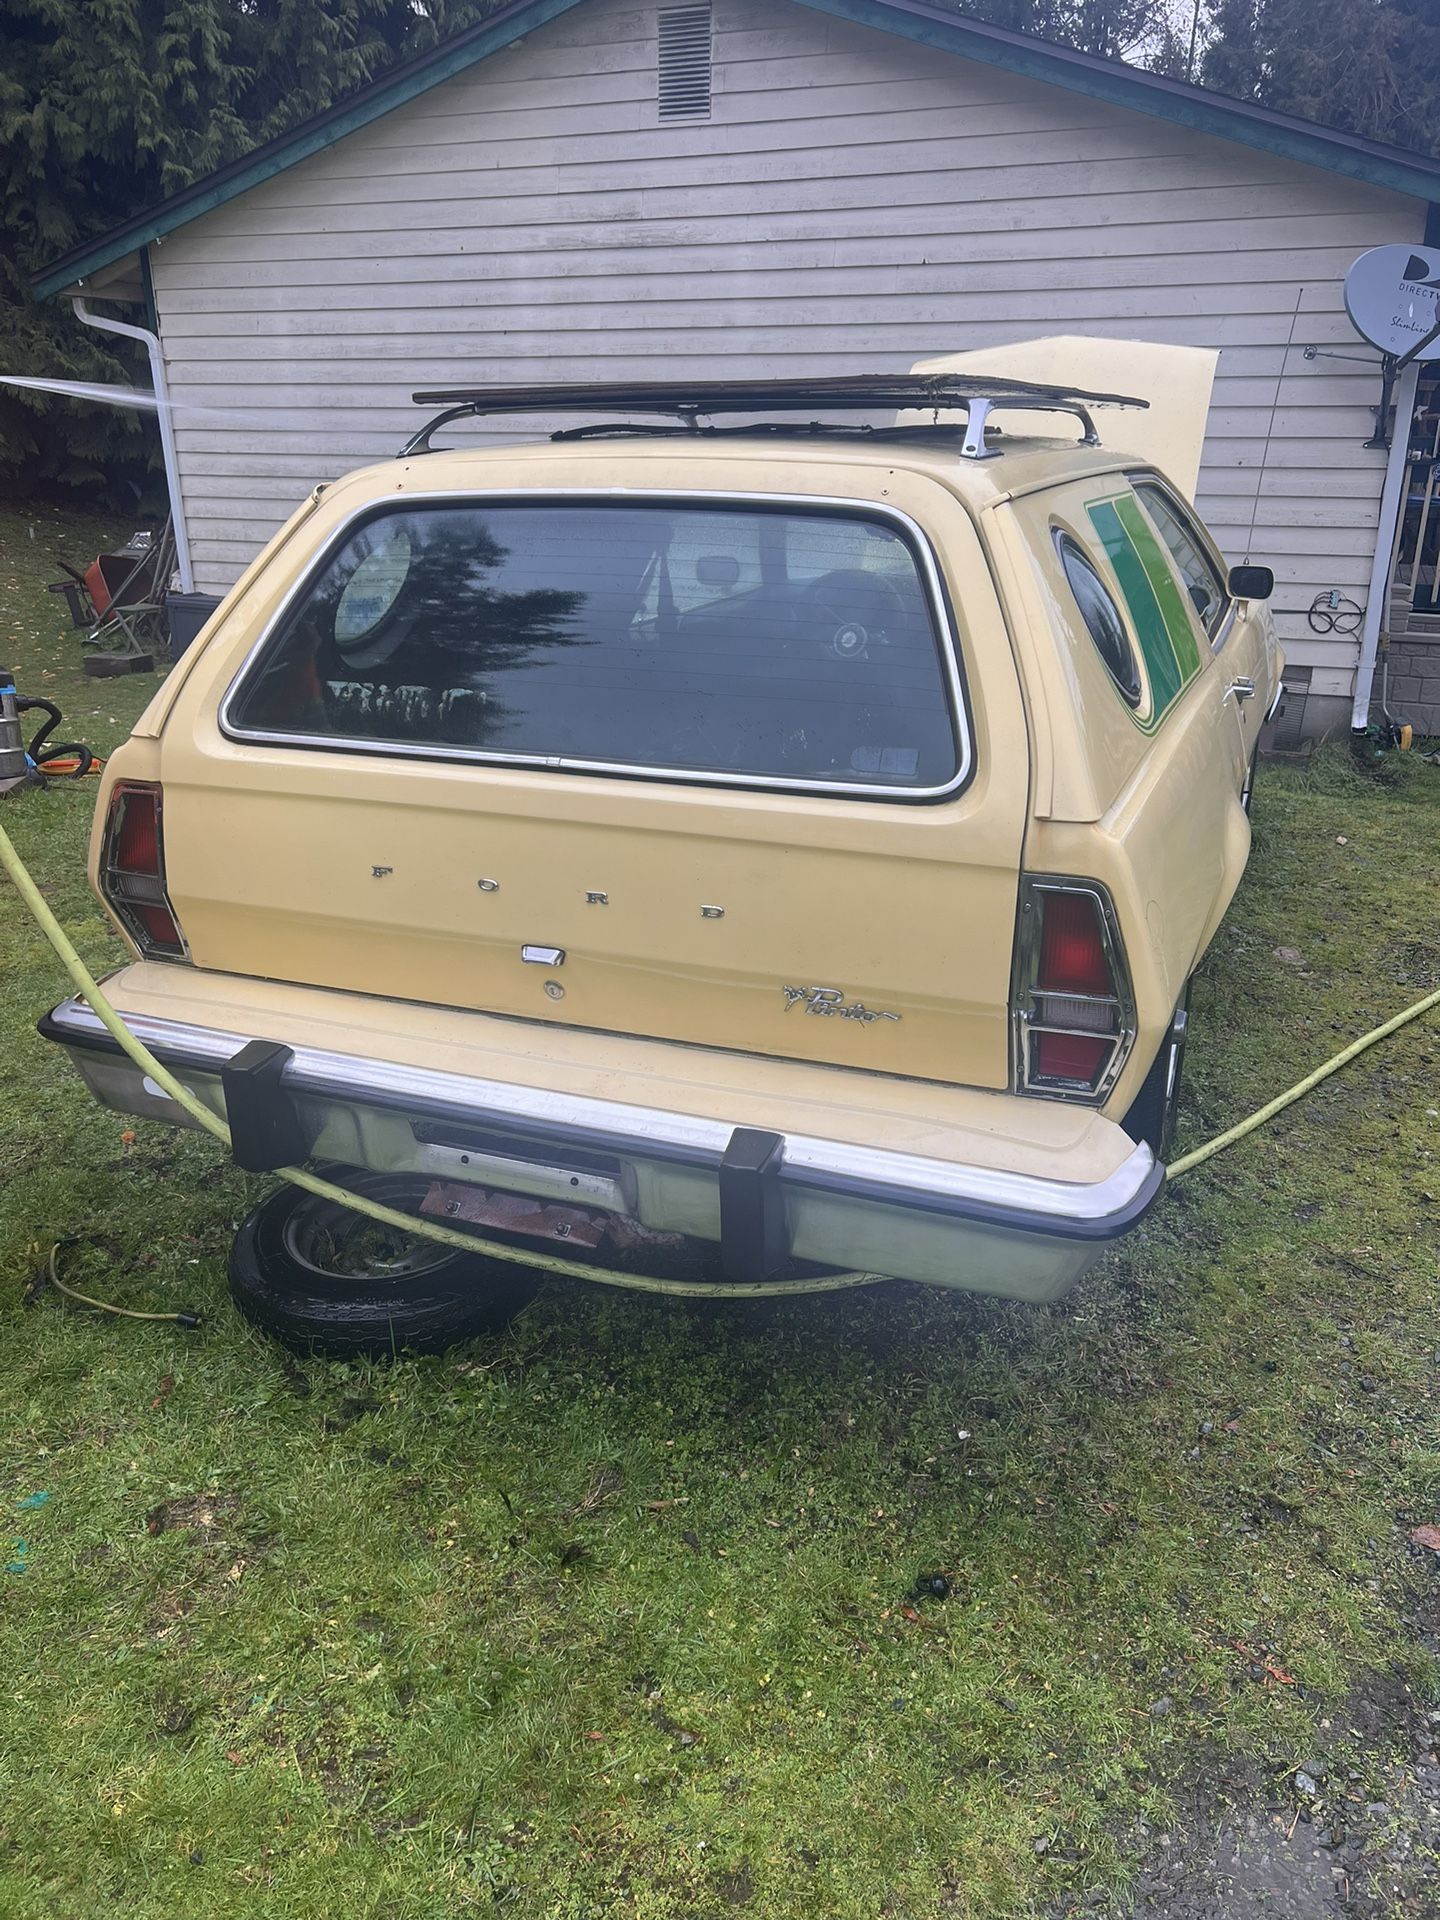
[217, 488, 975, 804]
[43, 995, 1156, 1229]
[1208, 601, 1239, 656]
[1128, 472, 1234, 653]
[1009, 874, 1139, 1105]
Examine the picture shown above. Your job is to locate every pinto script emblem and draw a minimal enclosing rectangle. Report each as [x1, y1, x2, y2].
[782, 985, 901, 1024]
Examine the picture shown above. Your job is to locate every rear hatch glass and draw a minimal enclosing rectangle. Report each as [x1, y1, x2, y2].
[225, 499, 961, 794]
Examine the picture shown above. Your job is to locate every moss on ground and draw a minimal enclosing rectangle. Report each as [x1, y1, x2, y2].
[1, 508, 1437, 1918]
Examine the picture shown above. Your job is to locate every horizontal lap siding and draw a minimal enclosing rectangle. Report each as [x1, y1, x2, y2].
[153, 0, 1422, 690]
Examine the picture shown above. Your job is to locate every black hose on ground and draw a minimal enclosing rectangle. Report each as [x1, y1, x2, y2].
[17, 697, 94, 779]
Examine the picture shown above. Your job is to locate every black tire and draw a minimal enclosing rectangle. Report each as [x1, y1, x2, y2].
[227, 1166, 543, 1357]
[1123, 986, 1191, 1161]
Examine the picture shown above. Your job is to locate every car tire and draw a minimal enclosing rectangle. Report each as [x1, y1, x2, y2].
[1122, 986, 1191, 1162]
[227, 1166, 543, 1357]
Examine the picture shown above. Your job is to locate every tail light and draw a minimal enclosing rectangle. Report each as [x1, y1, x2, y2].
[99, 781, 189, 961]
[1012, 877, 1133, 1099]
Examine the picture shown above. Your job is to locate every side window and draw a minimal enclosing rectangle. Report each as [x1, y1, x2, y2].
[1055, 531, 1143, 708]
[1133, 481, 1229, 641]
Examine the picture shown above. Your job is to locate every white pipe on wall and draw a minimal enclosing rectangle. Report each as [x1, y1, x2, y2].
[71, 295, 195, 595]
[1351, 358, 1419, 732]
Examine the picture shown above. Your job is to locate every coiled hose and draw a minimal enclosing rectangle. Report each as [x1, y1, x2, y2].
[17, 697, 94, 779]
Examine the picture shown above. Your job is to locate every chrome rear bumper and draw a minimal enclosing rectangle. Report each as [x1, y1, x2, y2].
[41, 994, 1162, 1303]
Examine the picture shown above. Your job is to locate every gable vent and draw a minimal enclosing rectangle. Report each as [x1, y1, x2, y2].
[658, 5, 712, 120]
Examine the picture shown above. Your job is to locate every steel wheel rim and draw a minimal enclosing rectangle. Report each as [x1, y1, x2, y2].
[281, 1184, 455, 1281]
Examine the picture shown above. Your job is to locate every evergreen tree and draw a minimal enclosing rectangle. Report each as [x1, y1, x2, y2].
[961, 0, 1197, 64]
[0, 0, 496, 497]
[1201, 0, 1440, 154]
[963, 0, 1440, 134]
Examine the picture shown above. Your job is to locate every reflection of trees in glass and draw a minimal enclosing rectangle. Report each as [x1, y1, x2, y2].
[325, 515, 589, 746]
[242, 509, 597, 746]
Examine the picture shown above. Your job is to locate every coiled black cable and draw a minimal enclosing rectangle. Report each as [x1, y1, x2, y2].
[1307, 592, 1364, 636]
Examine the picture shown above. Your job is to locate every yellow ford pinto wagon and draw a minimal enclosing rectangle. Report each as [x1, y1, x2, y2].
[41, 364, 1282, 1351]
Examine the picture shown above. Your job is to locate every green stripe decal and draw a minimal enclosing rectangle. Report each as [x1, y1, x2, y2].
[1086, 498, 1184, 714]
[1114, 493, 1203, 682]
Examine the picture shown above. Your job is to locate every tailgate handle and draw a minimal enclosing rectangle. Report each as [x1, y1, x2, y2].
[222, 1040, 316, 1173]
[719, 1128, 790, 1285]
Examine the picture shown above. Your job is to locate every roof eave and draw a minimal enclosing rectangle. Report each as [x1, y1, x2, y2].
[790, 0, 1440, 205]
[31, 0, 589, 301]
[32, 0, 1440, 302]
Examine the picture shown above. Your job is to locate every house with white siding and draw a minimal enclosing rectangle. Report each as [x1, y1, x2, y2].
[33, 0, 1440, 737]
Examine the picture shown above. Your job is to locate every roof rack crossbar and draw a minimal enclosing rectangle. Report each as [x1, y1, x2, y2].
[397, 373, 1146, 459]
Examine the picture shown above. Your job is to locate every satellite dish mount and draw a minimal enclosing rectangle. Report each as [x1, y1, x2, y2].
[1344, 243, 1440, 449]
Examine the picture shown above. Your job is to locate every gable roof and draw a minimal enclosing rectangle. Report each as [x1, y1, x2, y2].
[33, 0, 1440, 302]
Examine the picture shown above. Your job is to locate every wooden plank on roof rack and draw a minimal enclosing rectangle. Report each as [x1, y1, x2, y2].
[407, 373, 1148, 413]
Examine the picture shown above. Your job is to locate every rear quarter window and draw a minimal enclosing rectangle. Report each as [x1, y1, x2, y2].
[1054, 531, 1143, 709]
[1080, 489, 1206, 728]
[224, 498, 967, 798]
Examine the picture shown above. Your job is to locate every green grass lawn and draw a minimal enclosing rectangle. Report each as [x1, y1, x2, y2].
[1, 505, 1437, 1919]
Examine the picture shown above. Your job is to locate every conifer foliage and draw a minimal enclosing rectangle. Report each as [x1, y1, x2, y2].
[1200, 0, 1440, 156]
[0, 0, 493, 496]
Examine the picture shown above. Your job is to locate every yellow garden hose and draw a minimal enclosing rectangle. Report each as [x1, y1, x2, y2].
[1165, 982, 1440, 1178]
[44, 1241, 200, 1326]
[3, 816, 1437, 1298]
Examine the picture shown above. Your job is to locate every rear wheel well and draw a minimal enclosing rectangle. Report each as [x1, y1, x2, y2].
[1121, 982, 1191, 1159]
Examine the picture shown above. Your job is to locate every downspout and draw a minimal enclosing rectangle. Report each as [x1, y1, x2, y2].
[1351, 357, 1419, 732]
[70, 293, 195, 594]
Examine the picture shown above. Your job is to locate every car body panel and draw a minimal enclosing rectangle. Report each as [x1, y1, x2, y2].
[60, 411, 1282, 1301]
[990, 467, 1280, 1108]
[910, 338, 1219, 501]
[142, 451, 1034, 1087]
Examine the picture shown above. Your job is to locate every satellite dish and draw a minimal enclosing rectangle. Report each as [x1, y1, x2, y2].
[1344, 244, 1440, 359]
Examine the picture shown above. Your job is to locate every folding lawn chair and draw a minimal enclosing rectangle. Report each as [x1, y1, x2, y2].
[48, 521, 176, 671]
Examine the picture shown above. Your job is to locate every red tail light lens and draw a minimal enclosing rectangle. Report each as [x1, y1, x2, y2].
[1013, 879, 1133, 1099]
[112, 792, 159, 874]
[1038, 892, 1112, 997]
[100, 782, 188, 961]
[1033, 1027, 1111, 1086]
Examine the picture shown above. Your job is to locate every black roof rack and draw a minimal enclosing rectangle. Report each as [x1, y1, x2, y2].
[400, 374, 1147, 461]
